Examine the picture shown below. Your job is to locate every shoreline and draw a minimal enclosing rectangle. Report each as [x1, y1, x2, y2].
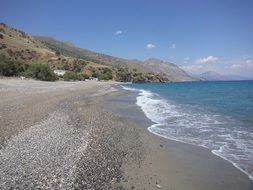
[117, 83, 253, 182]
[105, 85, 253, 189]
[1, 79, 252, 189]
[148, 123, 253, 182]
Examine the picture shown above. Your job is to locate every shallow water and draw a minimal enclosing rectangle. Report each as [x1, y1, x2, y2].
[122, 81, 253, 180]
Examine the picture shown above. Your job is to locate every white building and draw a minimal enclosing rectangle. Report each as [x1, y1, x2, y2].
[88, 77, 98, 81]
[54, 70, 66, 76]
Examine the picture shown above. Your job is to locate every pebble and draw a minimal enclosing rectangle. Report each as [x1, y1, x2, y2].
[156, 184, 163, 189]
[0, 80, 142, 189]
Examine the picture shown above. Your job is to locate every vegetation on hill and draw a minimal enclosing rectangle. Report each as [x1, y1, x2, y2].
[63, 71, 78, 81]
[0, 23, 197, 82]
[22, 63, 58, 81]
[0, 55, 26, 76]
[0, 55, 57, 81]
[34, 36, 150, 72]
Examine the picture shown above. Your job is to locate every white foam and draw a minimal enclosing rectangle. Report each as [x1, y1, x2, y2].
[120, 85, 139, 91]
[212, 148, 253, 181]
[122, 85, 253, 181]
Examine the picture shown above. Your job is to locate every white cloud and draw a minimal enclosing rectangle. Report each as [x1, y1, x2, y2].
[146, 43, 155, 49]
[231, 59, 253, 69]
[184, 57, 190, 63]
[181, 56, 253, 78]
[181, 64, 204, 73]
[181, 55, 219, 74]
[114, 30, 122, 35]
[170, 43, 176, 49]
[196, 56, 218, 65]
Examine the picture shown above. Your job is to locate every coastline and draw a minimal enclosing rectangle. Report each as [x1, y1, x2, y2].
[104, 85, 253, 189]
[0, 79, 252, 189]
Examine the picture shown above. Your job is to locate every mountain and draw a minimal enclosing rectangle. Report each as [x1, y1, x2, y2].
[34, 37, 198, 82]
[34, 36, 151, 73]
[0, 23, 197, 82]
[199, 71, 249, 81]
[144, 58, 198, 82]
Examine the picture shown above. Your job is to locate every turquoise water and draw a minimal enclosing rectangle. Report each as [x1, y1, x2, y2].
[122, 81, 253, 180]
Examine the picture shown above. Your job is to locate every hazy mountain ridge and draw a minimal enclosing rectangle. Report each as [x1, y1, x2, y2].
[199, 71, 250, 81]
[144, 58, 198, 82]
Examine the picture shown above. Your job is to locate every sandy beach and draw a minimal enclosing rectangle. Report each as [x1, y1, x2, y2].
[0, 79, 252, 189]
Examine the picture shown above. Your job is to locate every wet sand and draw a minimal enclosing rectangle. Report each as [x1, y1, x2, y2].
[104, 89, 253, 190]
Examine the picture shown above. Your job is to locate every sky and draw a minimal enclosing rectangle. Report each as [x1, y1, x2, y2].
[1, 0, 253, 77]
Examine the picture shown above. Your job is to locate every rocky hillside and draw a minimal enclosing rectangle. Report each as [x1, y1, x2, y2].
[0, 23, 197, 82]
[35, 36, 198, 82]
[144, 58, 198, 82]
[34, 36, 150, 73]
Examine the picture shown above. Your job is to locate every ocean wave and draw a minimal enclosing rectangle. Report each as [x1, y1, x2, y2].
[120, 85, 139, 91]
[122, 85, 253, 181]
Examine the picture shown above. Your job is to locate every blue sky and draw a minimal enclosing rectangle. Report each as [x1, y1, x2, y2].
[1, 0, 253, 77]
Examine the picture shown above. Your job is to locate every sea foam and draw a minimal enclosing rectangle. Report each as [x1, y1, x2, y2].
[122, 85, 253, 181]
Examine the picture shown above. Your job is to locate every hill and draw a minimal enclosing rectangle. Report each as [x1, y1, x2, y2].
[0, 23, 197, 82]
[199, 71, 249, 81]
[34, 36, 150, 73]
[144, 58, 198, 82]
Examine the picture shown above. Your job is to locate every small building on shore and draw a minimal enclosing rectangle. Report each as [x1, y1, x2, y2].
[88, 77, 98, 81]
[54, 70, 66, 76]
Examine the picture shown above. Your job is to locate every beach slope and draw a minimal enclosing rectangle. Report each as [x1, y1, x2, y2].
[0, 79, 252, 189]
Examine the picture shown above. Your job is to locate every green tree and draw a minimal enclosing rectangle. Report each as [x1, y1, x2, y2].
[115, 68, 132, 82]
[77, 73, 89, 81]
[0, 56, 25, 76]
[23, 64, 57, 81]
[91, 71, 98, 78]
[63, 71, 78, 81]
[98, 72, 112, 80]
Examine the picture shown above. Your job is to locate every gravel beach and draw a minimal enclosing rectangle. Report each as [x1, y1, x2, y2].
[1, 79, 252, 190]
[0, 79, 141, 189]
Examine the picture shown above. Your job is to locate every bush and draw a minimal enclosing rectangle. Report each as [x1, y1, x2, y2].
[0, 23, 7, 27]
[63, 63, 70, 70]
[98, 72, 112, 81]
[0, 44, 7, 49]
[63, 71, 78, 81]
[19, 31, 28, 38]
[115, 68, 132, 82]
[0, 34, 3, 39]
[72, 64, 82, 72]
[77, 73, 89, 81]
[55, 51, 60, 56]
[0, 28, 6, 34]
[91, 72, 98, 78]
[0, 56, 25, 76]
[0, 55, 57, 81]
[22, 63, 57, 81]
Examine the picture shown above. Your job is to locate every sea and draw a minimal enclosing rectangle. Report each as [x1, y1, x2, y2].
[122, 81, 253, 181]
